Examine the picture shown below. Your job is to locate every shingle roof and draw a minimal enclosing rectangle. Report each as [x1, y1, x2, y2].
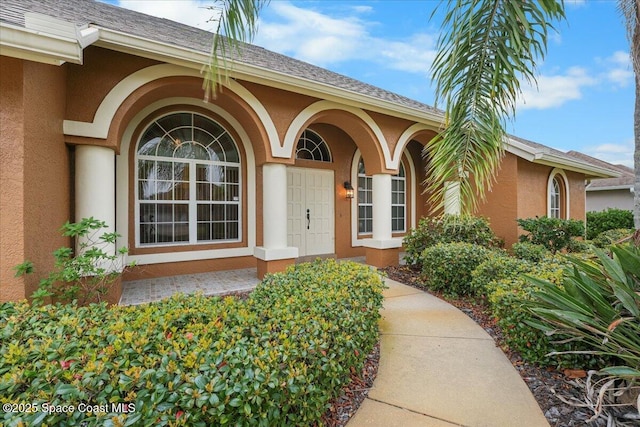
[0, 0, 438, 114]
[566, 151, 634, 189]
[0, 0, 620, 176]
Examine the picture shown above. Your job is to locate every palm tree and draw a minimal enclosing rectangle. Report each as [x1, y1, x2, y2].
[618, 0, 639, 229]
[427, 0, 564, 214]
[202, 0, 269, 101]
[428, 0, 639, 228]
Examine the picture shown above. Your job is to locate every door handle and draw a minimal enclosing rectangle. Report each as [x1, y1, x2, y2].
[306, 209, 310, 230]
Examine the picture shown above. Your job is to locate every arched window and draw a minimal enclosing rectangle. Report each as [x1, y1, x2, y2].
[357, 158, 407, 234]
[136, 112, 241, 246]
[295, 129, 331, 162]
[547, 170, 568, 219]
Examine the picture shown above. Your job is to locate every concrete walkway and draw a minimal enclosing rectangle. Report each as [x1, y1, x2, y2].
[348, 279, 549, 427]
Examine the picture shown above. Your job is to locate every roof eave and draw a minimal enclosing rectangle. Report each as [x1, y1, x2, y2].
[504, 137, 619, 178]
[94, 26, 445, 126]
[586, 184, 634, 192]
[0, 22, 82, 65]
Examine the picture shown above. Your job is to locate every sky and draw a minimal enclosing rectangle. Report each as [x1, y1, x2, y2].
[104, 0, 635, 167]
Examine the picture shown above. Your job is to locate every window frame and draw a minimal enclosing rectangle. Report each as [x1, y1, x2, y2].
[135, 111, 242, 248]
[547, 169, 569, 219]
[295, 129, 332, 162]
[356, 158, 407, 235]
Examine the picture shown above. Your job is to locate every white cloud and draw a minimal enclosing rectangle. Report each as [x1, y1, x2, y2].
[255, 2, 437, 72]
[603, 51, 633, 88]
[585, 139, 635, 168]
[516, 67, 596, 110]
[116, 0, 219, 30]
[352, 5, 373, 14]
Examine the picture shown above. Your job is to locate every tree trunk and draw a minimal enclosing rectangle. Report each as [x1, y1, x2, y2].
[635, 70, 640, 229]
[634, 4, 640, 230]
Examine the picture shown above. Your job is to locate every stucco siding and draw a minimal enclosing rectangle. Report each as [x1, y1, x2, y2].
[477, 152, 519, 247]
[586, 189, 634, 212]
[0, 56, 27, 301]
[0, 58, 70, 302]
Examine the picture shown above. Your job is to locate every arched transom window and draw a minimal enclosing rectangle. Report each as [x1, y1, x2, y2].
[136, 112, 241, 246]
[295, 129, 331, 162]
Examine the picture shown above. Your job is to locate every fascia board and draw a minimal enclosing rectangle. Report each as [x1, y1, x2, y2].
[0, 22, 82, 65]
[586, 184, 633, 192]
[504, 136, 619, 178]
[503, 138, 537, 162]
[534, 154, 620, 178]
[94, 27, 444, 127]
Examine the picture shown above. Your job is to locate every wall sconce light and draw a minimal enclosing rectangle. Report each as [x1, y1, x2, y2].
[343, 181, 354, 199]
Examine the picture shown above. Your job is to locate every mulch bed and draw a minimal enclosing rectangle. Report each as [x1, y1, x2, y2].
[228, 269, 628, 426]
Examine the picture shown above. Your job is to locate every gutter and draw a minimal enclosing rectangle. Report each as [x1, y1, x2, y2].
[505, 137, 619, 179]
[586, 185, 634, 192]
[0, 13, 98, 65]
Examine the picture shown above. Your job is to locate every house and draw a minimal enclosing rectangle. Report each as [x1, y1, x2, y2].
[566, 151, 634, 212]
[0, 0, 617, 303]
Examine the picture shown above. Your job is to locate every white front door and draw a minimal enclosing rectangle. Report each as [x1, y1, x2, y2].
[287, 167, 334, 257]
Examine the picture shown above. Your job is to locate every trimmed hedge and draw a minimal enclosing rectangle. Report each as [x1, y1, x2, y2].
[0, 260, 385, 427]
[403, 215, 501, 265]
[420, 242, 494, 297]
[511, 241, 550, 263]
[591, 228, 635, 248]
[517, 216, 585, 253]
[470, 251, 532, 296]
[586, 208, 634, 240]
[483, 256, 604, 368]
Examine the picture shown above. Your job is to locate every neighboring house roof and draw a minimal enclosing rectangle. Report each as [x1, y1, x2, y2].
[0, 0, 618, 179]
[566, 151, 634, 191]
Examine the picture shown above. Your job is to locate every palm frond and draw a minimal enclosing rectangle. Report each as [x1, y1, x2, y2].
[202, 0, 269, 101]
[427, 0, 565, 214]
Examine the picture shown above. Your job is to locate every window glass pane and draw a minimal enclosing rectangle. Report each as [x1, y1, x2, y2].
[219, 134, 239, 163]
[227, 205, 239, 221]
[157, 113, 191, 134]
[197, 223, 210, 241]
[139, 180, 155, 200]
[175, 143, 209, 160]
[174, 222, 189, 242]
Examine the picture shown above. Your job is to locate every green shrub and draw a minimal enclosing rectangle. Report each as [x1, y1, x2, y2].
[485, 256, 604, 368]
[13, 217, 134, 306]
[586, 208, 634, 240]
[591, 228, 635, 248]
[517, 216, 585, 253]
[403, 215, 501, 265]
[0, 260, 385, 427]
[420, 242, 494, 297]
[470, 252, 532, 296]
[528, 244, 640, 378]
[511, 241, 550, 263]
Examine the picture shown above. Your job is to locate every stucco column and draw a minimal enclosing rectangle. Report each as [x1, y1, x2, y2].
[75, 145, 116, 257]
[254, 163, 298, 277]
[363, 173, 402, 267]
[444, 181, 461, 215]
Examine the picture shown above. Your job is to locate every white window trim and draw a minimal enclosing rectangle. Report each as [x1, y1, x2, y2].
[134, 112, 242, 247]
[116, 98, 256, 266]
[350, 150, 416, 247]
[546, 168, 570, 219]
